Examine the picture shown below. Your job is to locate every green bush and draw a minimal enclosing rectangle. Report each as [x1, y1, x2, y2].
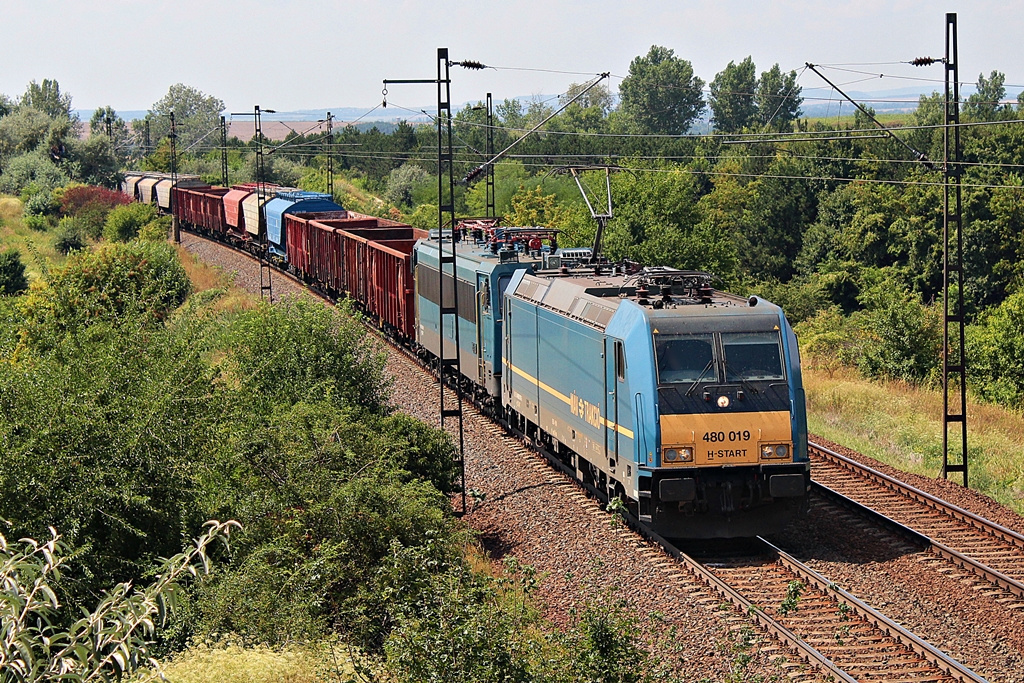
[77, 201, 113, 238]
[383, 560, 532, 683]
[0, 323, 220, 616]
[796, 306, 859, 378]
[103, 202, 159, 242]
[0, 248, 28, 295]
[853, 279, 941, 383]
[967, 291, 1024, 408]
[23, 213, 48, 231]
[18, 240, 191, 350]
[54, 216, 87, 254]
[139, 215, 172, 241]
[23, 190, 58, 217]
[0, 150, 70, 195]
[0, 521, 236, 683]
[219, 297, 389, 414]
[383, 557, 658, 683]
[193, 470, 460, 647]
[184, 393, 460, 644]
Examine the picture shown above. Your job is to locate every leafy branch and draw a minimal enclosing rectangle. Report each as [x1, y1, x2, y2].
[1, 519, 239, 682]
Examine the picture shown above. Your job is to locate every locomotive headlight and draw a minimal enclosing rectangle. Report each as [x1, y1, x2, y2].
[717, 395, 730, 408]
[662, 447, 693, 464]
[760, 444, 791, 459]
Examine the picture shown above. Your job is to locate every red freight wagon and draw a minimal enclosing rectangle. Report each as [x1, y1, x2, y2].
[174, 186, 229, 236]
[172, 185, 198, 225]
[283, 211, 348, 290]
[196, 187, 229, 235]
[334, 225, 427, 339]
[304, 213, 420, 296]
[365, 237, 423, 339]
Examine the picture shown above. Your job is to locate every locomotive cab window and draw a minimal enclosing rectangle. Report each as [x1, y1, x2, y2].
[722, 332, 784, 381]
[614, 340, 625, 381]
[656, 334, 715, 384]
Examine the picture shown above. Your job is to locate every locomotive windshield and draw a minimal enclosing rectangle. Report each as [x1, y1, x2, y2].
[722, 332, 784, 381]
[655, 330, 785, 385]
[656, 334, 714, 384]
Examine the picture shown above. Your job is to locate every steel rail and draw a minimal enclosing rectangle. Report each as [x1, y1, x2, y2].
[758, 536, 989, 683]
[809, 441, 1024, 549]
[812, 482, 1024, 600]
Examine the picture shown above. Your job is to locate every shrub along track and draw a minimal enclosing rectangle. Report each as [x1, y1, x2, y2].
[178, 232, 1024, 681]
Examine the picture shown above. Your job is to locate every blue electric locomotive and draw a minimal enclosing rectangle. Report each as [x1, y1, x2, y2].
[412, 225, 809, 539]
[500, 267, 809, 538]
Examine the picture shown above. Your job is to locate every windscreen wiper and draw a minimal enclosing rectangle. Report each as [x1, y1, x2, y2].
[722, 359, 759, 396]
[684, 359, 716, 396]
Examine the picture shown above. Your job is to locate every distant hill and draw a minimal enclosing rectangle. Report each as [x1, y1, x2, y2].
[799, 86, 942, 118]
[75, 86, 981, 132]
[72, 95, 551, 125]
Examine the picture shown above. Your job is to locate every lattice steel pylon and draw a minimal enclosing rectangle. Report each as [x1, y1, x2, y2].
[220, 115, 228, 187]
[436, 49, 468, 514]
[170, 111, 179, 244]
[942, 12, 968, 486]
[254, 105, 274, 303]
[485, 92, 495, 218]
[325, 112, 334, 198]
[383, 49, 468, 514]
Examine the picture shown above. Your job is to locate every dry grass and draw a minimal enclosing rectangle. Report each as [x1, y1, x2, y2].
[0, 197, 64, 282]
[157, 643, 357, 683]
[174, 245, 258, 314]
[805, 366, 1024, 511]
[0, 197, 23, 222]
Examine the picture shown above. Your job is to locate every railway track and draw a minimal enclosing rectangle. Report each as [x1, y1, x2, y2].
[686, 537, 987, 682]
[469, 415, 993, 680]
[810, 442, 1024, 610]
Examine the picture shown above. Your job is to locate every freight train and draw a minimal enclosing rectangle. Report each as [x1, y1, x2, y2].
[123, 171, 810, 539]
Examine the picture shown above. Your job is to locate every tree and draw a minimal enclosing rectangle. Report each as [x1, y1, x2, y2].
[599, 165, 738, 279]
[0, 149, 70, 195]
[145, 83, 225, 154]
[964, 70, 1008, 120]
[756, 64, 803, 130]
[0, 107, 59, 160]
[795, 306, 856, 377]
[709, 57, 757, 132]
[967, 291, 1024, 407]
[20, 79, 73, 120]
[853, 276, 941, 383]
[507, 184, 565, 228]
[560, 81, 614, 115]
[385, 162, 431, 208]
[618, 46, 705, 134]
[70, 134, 122, 188]
[89, 106, 132, 162]
[0, 248, 28, 295]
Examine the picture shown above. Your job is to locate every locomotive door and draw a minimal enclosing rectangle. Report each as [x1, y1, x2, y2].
[476, 273, 490, 382]
[604, 337, 623, 475]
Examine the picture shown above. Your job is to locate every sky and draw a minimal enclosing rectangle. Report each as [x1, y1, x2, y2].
[2, 0, 1022, 118]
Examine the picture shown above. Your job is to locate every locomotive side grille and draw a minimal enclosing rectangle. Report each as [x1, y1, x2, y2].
[416, 263, 477, 324]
